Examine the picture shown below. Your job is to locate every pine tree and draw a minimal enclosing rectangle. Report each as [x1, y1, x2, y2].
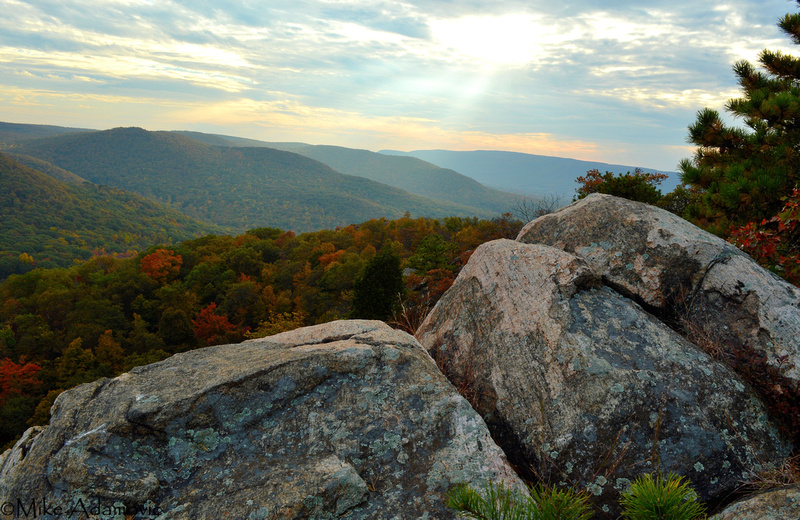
[679, 2, 800, 235]
[350, 248, 404, 321]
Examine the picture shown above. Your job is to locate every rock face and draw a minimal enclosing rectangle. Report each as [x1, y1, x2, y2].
[711, 485, 800, 519]
[0, 320, 523, 520]
[417, 239, 791, 514]
[517, 193, 800, 387]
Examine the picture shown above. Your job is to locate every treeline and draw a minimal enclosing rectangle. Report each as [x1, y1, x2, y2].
[0, 213, 523, 448]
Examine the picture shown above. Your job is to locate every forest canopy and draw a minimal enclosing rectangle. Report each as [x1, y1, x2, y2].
[0, 212, 523, 448]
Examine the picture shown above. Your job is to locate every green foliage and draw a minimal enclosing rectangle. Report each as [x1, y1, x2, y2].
[679, 3, 800, 235]
[406, 234, 456, 273]
[575, 168, 668, 206]
[351, 248, 405, 321]
[619, 473, 706, 520]
[245, 311, 308, 339]
[0, 152, 220, 279]
[449, 475, 706, 520]
[0, 213, 520, 447]
[12, 127, 495, 233]
[446, 481, 592, 520]
[269, 143, 521, 215]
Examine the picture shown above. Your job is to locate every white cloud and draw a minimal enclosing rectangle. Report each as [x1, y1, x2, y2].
[0, 0, 796, 170]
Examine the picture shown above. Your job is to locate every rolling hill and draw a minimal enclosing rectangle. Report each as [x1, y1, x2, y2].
[175, 131, 525, 214]
[13, 128, 495, 233]
[380, 149, 680, 200]
[255, 143, 523, 215]
[0, 121, 93, 147]
[0, 152, 222, 278]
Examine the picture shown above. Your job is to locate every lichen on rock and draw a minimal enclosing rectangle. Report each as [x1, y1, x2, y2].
[0, 320, 522, 519]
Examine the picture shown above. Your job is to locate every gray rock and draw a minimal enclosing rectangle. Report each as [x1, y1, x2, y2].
[711, 485, 800, 520]
[517, 193, 800, 388]
[417, 239, 791, 514]
[0, 320, 523, 519]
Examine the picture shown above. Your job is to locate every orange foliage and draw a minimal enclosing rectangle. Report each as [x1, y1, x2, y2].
[318, 250, 346, 267]
[140, 249, 183, 283]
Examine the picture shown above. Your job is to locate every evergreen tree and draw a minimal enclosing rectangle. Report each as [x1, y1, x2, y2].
[351, 248, 404, 321]
[679, 2, 800, 235]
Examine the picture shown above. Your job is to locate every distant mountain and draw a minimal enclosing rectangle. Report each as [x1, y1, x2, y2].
[13, 128, 494, 233]
[174, 131, 525, 214]
[0, 152, 221, 278]
[5, 152, 89, 184]
[0, 122, 93, 147]
[380, 150, 680, 200]
[258, 143, 523, 215]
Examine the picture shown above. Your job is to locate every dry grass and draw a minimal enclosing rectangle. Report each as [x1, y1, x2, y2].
[743, 455, 800, 491]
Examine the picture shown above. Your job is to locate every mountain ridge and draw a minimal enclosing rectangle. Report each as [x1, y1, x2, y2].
[12, 127, 495, 233]
[380, 149, 680, 199]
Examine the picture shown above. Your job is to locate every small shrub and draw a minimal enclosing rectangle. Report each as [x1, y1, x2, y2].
[447, 481, 592, 520]
[574, 168, 668, 205]
[619, 472, 706, 520]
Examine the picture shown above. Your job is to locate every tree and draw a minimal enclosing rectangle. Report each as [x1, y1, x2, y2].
[575, 168, 667, 205]
[406, 234, 455, 273]
[679, 3, 800, 235]
[351, 248, 404, 321]
[192, 303, 237, 346]
[0, 358, 41, 408]
[140, 249, 182, 283]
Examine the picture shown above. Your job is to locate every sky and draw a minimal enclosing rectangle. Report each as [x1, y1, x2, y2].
[1, 0, 797, 171]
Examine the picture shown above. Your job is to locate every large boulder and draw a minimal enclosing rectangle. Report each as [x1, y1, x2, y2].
[417, 239, 791, 514]
[711, 485, 800, 519]
[517, 194, 800, 386]
[0, 320, 523, 520]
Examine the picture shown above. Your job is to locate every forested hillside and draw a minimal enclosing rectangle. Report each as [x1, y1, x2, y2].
[0, 213, 523, 448]
[174, 131, 526, 214]
[0, 153, 222, 278]
[13, 128, 496, 232]
[247, 143, 522, 214]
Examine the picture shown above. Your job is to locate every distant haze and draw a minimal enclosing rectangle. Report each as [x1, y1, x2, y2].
[381, 149, 680, 200]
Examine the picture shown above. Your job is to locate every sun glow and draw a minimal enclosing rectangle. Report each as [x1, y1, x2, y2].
[430, 14, 575, 67]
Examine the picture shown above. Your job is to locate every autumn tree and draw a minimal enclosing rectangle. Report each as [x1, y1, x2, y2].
[0, 357, 41, 408]
[679, 2, 800, 235]
[193, 303, 237, 346]
[575, 168, 668, 205]
[140, 249, 183, 283]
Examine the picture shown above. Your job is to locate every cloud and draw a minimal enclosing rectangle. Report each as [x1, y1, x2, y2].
[0, 0, 796, 170]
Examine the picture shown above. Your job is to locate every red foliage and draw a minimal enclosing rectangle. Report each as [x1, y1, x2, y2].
[575, 168, 606, 195]
[0, 358, 41, 407]
[730, 188, 800, 285]
[140, 249, 183, 283]
[424, 269, 455, 303]
[192, 303, 237, 346]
